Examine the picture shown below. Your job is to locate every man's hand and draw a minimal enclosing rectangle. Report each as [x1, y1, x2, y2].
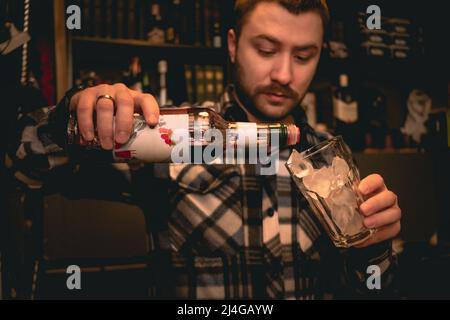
[355, 174, 402, 248]
[70, 83, 160, 149]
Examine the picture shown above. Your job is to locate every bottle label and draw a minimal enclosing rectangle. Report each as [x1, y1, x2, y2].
[227, 122, 258, 146]
[114, 114, 189, 162]
[151, 4, 159, 16]
[213, 36, 222, 48]
[333, 98, 358, 123]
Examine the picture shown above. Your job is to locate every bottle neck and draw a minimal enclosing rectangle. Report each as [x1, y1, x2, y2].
[157, 107, 301, 146]
[287, 124, 301, 145]
[227, 122, 300, 147]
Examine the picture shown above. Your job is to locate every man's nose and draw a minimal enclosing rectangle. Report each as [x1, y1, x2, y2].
[270, 54, 293, 86]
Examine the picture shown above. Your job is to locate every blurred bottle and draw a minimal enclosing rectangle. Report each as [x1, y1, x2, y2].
[211, 1, 222, 48]
[362, 88, 388, 149]
[147, 2, 165, 44]
[158, 60, 172, 106]
[423, 109, 449, 151]
[75, 71, 100, 88]
[329, 20, 349, 59]
[66, 107, 301, 163]
[333, 74, 364, 151]
[166, 0, 181, 44]
[123, 56, 143, 92]
[301, 92, 317, 129]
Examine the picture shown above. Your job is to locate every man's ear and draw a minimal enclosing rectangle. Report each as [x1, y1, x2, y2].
[227, 29, 237, 64]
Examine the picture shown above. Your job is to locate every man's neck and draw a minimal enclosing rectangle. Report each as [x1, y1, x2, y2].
[231, 89, 295, 125]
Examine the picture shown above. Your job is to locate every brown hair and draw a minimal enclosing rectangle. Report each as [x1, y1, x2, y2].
[233, 0, 330, 39]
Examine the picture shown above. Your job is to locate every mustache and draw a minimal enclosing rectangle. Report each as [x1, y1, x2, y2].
[255, 83, 299, 99]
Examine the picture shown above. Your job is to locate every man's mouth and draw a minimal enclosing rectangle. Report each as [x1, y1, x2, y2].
[263, 92, 290, 103]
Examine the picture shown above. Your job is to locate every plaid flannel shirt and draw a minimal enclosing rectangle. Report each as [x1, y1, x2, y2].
[7, 85, 398, 299]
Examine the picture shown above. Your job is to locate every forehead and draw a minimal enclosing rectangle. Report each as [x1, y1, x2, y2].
[241, 2, 323, 45]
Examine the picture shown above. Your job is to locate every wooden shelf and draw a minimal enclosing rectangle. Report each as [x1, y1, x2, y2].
[70, 36, 230, 75]
[315, 53, 431, 85]
[356, 148, 449, 155]
[71, 36, 226, 52]
[361, 148, 419, 154]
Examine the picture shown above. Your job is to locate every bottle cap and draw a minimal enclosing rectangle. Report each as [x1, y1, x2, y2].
[158, 60, 168, 73]
[151, 4, 160, 15]
[339, 74, 349, 87]
[287, 125, 301, 146]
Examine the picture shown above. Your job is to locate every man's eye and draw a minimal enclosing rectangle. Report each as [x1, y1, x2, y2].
[258, 49, 275, 57]
[295, 55, 311, 62]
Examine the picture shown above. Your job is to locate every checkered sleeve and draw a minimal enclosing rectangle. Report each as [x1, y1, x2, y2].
[6, 86, 93, 186]
[6, 99, 70, 187]
[168, 164, 245, 257]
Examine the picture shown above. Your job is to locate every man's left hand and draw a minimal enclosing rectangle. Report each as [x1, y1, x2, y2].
[355, 174, 402, 248]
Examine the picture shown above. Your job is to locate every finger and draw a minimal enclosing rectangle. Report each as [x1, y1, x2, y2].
[76, 88, 97, 141]
[358, 174, 386, 196]
[69, 90, 83, 111]
[95, 92, 115, 149]
[363, 206, 402, 229]
[355, 221, 401, 248]
[114, 88, 135, 144]
[360, 190, 398, 216]
[130, 91, 160, 126]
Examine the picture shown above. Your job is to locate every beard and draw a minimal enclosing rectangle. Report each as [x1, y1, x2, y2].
[233, 55, 303, 122]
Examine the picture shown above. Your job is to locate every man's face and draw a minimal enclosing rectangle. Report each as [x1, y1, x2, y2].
[228, 2, 324, 121]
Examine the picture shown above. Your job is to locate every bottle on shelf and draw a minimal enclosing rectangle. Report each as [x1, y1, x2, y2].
[147, 2, 165, 44]
[66, 107, 301, 164]
[332, 74, 364, 151]
[123, 56, 143, 92]
[77, 70, 100, 87]
[142, 71, 153, 94]
[328, 19, 349, 59]
[158, 60, 171, 106]
[301, 91, 317, 129]
[361, 87, 388, 149]
[211, 1, 222, 48]
[166, 0, 181, 44]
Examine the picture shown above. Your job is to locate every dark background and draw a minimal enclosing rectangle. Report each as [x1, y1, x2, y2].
[1, 0, 449, 299]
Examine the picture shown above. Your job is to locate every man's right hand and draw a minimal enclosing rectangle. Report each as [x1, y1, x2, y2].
[70, 83, 160, 149]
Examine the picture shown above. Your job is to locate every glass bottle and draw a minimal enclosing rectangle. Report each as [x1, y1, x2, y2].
[67, 107, 301, 163]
